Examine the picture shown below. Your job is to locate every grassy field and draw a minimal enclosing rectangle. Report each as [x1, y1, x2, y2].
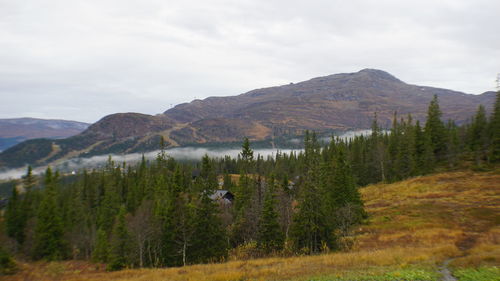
[4, 169, 499, 281]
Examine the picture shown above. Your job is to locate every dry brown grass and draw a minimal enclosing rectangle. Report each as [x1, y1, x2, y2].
[4, 169, 499, 281]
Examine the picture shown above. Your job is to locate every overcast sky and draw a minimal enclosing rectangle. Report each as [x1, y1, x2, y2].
[0, 0, 499, 123]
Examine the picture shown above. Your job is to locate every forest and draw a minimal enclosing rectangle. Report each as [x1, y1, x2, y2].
[1, 93, 500, 273]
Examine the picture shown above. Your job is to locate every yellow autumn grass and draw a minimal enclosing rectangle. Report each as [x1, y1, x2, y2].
[5, 169, 499, 281]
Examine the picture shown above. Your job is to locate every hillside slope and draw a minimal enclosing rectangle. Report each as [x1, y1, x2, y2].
[5, 169, 499, 281]
[0, 69, 495, 168]
[0, 118, 89, 152]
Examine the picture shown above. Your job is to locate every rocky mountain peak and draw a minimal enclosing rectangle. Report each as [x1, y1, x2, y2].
[356, 68, 402, 83]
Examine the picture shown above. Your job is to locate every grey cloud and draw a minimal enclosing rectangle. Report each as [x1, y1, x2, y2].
[0, 0, 498, 123]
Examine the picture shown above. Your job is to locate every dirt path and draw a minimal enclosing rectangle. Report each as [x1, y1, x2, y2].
[439, 258, 457, 281]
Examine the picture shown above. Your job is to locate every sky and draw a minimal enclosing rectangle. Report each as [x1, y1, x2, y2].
[0, 0, 499, 123]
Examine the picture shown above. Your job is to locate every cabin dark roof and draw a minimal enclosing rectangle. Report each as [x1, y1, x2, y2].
[209, 190, 234, 203]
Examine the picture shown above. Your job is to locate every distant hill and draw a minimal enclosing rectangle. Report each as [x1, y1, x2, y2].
[0, 69, 495, 168]
[0, 118, 89, 152]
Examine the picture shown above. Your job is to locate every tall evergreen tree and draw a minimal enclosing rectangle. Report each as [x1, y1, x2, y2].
[397, 116, 417, 178]
[330, 144, 365, 213]
[369, 115, 386, 182]
[189, 192, 227, 264]
[291, 168, 330, 254]
[424, 95, 447, 159]
[291, 132, 331, 254]
[5, 186, 25, 246]
[92, 227, 109, 263]
[107, 206, 130, 271]
[33, 167, 67, 260]
[415, 120, 435, 174]
[230, 175, 254, 246]
[257, 175, 284, 253]
[241, 137, 254, 162]
[489, 91, 500, 162]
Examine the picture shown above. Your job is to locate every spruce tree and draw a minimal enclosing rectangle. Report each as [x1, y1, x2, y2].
[291, 132, 331, 254]
[189, 158, 227, 263]
[241, 137, 254, 163]
[415, 120, 435, 174]
[33, 167, 67, 260]
[369, 115, 386, 182]
[330, 144, 365, 214]
[23, 165, 36, 192]
[107, 206, 130, 271]
[466, 105, 488, 165]
[290, 168, 330, 254]
[257, 175, 284, 253]
[189, 191, 227, 264]
[424, 95, 447, 159]
[157, 166, 193, 267]
[388, 112, 402, 181]
[489, 91, 500, 162]
[231, 140, 258, 246]
[5, 186, 25, 246]
[92, 227, 109, 263]
[397, 116, 417, 178]
[445, 120, 461, 167]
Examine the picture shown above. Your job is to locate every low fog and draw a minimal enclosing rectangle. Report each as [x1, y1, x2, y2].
[0, 130, 372, 180]
[0, 147, 299, 180]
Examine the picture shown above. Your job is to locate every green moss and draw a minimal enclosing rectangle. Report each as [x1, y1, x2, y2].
[305, 267, 440, 281]
[453, 267, 500, 281]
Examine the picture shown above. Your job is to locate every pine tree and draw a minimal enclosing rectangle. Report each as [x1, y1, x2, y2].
[330, 144, 365, 213]
[424, 95, 447, 160]
[20, 165, 36, 226]
[395, 116, 417, 178]
[33, 167, 67, 260]
[5, 186, 25, 246]
[240, 137, 254, 173]
[489, 91, 500, 162]
[291, 133, 331, 254]
[388, 112, 402, 181]
[156, 165, 193, 267]
[231, 141, 258, 246]
[188, 157, 227, 263]
[257, 175, 284, 253]
[92, 227, 109, 263]
[23, 165, 36, 192]
[189, 191, 227, 264]
[230, 185, 251, 246]
[107, 206, 130, 271]
[96, 178, 121, 233]
[415, 120, 435, 174]
[290, 169, 330, 254]
[369, 115, 386, 182]
[445, 120, 461, 167]
[241, 137, 254, 162]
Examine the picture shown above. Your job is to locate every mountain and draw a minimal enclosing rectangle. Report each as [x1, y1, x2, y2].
[0, 69, 495, 169]
[164, 69, 494, 134]
[0, 118, 90, 152]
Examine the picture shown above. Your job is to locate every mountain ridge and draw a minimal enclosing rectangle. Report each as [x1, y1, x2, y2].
[0, 118, 90, 152]
[0, 69, 495, 168]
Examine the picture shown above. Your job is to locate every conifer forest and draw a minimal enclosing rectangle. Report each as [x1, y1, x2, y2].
[2, 92, 500, 272]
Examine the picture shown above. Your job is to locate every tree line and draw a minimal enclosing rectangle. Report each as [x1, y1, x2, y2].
[1, 92, 500, 271]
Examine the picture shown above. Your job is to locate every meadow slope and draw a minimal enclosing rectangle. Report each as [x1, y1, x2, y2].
[4, 169, 499, 281]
